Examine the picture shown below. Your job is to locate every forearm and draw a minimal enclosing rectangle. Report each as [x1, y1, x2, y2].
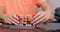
[43, 5, 52, 13]
[42, 4, 55, 17]
[39, 2, 54, 15]
[40, 1, 51, 11]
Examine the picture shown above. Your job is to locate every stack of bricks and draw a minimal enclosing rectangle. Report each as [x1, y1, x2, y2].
[16, 15, 32, 26]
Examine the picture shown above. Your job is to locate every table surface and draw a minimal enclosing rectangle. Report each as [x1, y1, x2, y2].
[0, 27, 46, 32]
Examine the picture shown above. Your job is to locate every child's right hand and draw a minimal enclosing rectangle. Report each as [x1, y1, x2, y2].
[2, 14, 19, 25]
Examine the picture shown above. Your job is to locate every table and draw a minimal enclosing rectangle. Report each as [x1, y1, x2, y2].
[0, 27, 46, 32]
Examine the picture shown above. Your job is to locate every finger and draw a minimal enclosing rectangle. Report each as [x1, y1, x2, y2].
[33, 16, 46, 25]
[2, 15, 11, 24]
[42, 16, 50, 22]
[42, 19, 48, 23]
[8, 15, 19, 24]
[31, 13, 44, 23]
[32, 11, 42, 19]
[3, 18, 12, 24]
[6, 17, 18, 25]
[12, 15, 18, 20]
[10, 20, 18, 25]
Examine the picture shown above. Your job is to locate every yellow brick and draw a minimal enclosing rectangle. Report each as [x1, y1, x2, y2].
[44, 18, 54, 25]
[27, 17, 31, 21]
[19, 22, 26, 24]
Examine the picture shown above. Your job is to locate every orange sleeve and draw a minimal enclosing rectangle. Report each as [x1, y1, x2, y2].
[0, 0, 4, 7]
[0, 0, 6, 14]
[35, 0, 46, 7]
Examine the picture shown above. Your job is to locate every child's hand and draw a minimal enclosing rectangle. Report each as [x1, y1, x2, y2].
[31, 11, 52, 25]
[2, 14, 19, 25]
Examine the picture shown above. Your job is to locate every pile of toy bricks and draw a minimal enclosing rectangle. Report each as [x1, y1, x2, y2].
[16, 15, 33, 26]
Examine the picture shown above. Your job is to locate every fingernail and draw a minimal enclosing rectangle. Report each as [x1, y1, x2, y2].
[0, 23, 2, 26]
[15, 24, 18, 25]
[31, 21, 33, 23]
[18, 22, 19, 24]
[33, 24, 34, 25]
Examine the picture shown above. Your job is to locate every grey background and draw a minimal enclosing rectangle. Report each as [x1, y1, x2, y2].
[36, 0, 60, 17]
[36, 0, 60, 12]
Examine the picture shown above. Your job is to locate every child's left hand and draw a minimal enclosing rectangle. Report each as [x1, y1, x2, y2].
[31, 11, 52, 25]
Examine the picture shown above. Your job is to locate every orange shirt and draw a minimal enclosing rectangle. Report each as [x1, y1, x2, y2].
[0, 0, 45, 17]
